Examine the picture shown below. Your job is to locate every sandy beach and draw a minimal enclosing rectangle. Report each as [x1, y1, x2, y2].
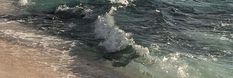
[0, 0, 66, 77]
[0, 40, 61, 78]
[0, 0, 128, 78]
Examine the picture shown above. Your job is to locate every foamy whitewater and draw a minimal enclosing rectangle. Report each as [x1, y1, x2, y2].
[12, 0, 233, 78]
[19, 0, 28, 6]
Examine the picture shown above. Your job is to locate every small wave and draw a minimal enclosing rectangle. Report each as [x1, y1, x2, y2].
[94, 11, 134, 52]
[55, 5, 86, 19]
[94, 7, 151, 58]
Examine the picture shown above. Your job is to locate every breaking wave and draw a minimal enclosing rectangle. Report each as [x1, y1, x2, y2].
[14, 0, 233, 78]
[94, 6, 151, 59]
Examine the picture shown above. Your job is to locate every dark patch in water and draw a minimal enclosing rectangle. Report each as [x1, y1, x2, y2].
[103, 46, 139, 67]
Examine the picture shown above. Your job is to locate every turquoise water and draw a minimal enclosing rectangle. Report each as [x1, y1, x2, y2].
[19, 0, 233, 78]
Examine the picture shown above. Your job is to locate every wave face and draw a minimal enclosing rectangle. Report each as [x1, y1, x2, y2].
[18, 0, 233, 78]
[94, 13, 134, 52]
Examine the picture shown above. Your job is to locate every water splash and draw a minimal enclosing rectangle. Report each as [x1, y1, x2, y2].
[19, 0, 29, 6]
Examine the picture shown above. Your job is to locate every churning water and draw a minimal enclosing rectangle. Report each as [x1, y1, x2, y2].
[13, 0, 233, 78]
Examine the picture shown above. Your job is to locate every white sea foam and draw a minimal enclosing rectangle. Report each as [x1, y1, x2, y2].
[95, 13, 134, 52]
[56, 5, 71, 11]
[94, 7, 151, 58]
[110, 0, 129, 5]
[132, 45, 150, 56]
[120, 52, 190, 78]
[19, 0, 29, 6]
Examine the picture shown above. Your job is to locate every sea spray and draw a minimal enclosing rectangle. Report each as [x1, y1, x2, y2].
[93, 5, 191, 78]
[94, 7, 150, 55]
[94, 6, 157, 67]
[94, 13, 134, 52]
[19, 0, 29, 6]
[14, 0, 233, 78]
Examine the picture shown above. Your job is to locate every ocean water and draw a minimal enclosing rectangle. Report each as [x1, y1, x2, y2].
[15, 0, 233, 78]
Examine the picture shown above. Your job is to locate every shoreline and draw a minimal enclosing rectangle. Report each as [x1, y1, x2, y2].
[0, 0, 129, 78]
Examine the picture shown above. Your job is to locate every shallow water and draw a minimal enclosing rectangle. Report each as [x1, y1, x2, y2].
[9, 0, 233, 78]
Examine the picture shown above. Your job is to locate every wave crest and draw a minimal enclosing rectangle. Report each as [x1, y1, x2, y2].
[94, 7, 150, 57]
[95, 12, 134, 52]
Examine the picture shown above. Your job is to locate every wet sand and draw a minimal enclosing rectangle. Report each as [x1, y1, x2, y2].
[0, 17, 73, 78]
[0, 0, 67, 78]
[0, 0, 129, 78]
[0, 40, 60, 78]
[0, 0, 17, 15]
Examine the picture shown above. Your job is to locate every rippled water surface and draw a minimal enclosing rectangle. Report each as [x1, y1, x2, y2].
[9, 0, 233, 78]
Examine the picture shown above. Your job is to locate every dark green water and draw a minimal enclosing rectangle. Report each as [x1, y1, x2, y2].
[16, 0, 233, 78]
